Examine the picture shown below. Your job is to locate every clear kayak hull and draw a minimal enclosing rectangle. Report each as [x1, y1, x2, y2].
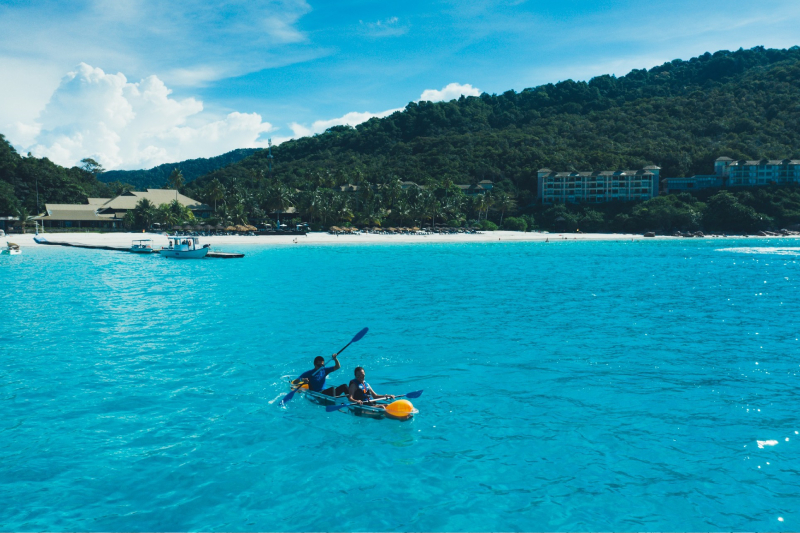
[286, 380, 417, 421]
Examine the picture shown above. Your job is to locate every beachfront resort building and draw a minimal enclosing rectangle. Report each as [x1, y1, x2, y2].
[33, 189, 211, 230]
[661, 157, 800, 194]
[537, 167, 660, 204]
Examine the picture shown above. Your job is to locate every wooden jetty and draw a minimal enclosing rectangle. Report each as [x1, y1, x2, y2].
[33, 237, 244, 258]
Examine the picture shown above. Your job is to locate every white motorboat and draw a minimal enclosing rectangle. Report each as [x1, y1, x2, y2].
[1, 242, 21, 255]
[130, 239, 156, 254]
[159, 236, 209, 259]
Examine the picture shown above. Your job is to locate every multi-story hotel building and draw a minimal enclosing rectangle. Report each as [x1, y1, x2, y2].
[717, 157, 800, 186]
[537, 166, 660, 204]
[662, 157, 800, 193]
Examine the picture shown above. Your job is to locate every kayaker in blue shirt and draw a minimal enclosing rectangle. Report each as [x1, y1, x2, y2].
[293, 353, 348, 396]
[348, 366, 395, 407]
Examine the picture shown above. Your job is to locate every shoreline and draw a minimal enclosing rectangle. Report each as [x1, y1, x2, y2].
[6, 231, 800, 249]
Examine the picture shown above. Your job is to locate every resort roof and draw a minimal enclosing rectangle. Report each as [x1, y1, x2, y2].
[97, 190, 210, 211]
[87, 198, 110, 205]
[35, 204, 116, 221]
[542, 169, 655, 177]
[728, 159, 800, 166]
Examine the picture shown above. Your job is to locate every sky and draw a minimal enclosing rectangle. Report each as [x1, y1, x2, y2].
[1, 0, 800, 170]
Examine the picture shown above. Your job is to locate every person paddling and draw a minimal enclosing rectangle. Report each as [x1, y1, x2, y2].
[292, 353, 348, 396]
[348, 366, 394, 407]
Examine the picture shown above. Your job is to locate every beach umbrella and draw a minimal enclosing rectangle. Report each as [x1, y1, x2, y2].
[204, 225, 212, 231]
[225, 225, 236, 231]
[172, 225, 181, 230]
[235, 225, 247, 232]
[412, 227, 420, 231]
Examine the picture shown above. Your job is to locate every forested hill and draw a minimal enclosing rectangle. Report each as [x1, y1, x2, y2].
[0, 134, 123, 217]
[189, 46, 800, 206]
[100, 148, 258, 189]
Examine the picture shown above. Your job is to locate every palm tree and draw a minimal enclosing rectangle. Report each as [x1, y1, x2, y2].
[155, 203, 179, 227]
[16, 207, 33, 233]
[167, 168, 185, 191]
[133, 198, 156, 230]
[482, 192, 496, 221]
[231, 203, 248, 225]
[206, 178, 226, 211]
[494, 192, 517, 226]
[472, 194, 488, 221]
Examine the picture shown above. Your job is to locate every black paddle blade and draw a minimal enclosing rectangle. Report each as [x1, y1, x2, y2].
[351, 327, 369, 343]
[404, 390, 423, 399]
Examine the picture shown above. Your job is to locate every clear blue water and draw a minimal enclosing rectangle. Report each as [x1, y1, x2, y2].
[2, 239, 799, 531]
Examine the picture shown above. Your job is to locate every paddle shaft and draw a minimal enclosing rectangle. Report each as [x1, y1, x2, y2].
[327, 390, 422, 411]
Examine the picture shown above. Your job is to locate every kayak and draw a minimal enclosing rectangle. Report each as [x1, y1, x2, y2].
[285, 380, 419, 421]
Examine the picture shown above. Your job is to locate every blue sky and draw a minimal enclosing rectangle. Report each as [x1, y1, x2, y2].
[1, 0, 799, 169]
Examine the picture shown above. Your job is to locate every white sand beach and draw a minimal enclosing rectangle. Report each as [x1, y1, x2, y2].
[6, 230, 793, 249]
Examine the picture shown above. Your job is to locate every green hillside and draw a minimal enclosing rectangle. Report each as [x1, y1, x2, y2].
[5, 46, 800, 233]
[100, 148, 259, 190]
[0, 135, 124, 218]
[183, 46, 800, 231]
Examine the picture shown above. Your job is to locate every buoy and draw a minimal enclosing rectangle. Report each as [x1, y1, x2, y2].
[385, 399, 415, 419]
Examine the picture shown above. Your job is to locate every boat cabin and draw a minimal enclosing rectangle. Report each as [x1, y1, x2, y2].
[166, 236, 204, 251]
[131, 239, 154, 251]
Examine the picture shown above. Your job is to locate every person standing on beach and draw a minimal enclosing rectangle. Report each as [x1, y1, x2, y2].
[292, 354, 349, 396]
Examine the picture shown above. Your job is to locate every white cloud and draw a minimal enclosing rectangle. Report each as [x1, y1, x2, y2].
[419, 82, 480, 102]
[359, 16, 408, 37]
[15, 63, 273, 170]
[0, 57, 63, 130]
[0, 0, 316, 89]
[285, 82, 481, 141]
[288, 108, 402, 138]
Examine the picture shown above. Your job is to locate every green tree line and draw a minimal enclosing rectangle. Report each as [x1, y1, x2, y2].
[5, 46, 800, 234]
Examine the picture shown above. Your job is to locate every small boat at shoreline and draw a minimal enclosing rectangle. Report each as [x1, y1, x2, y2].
[285, 380, 418, 421]
[130, 239, 156, 253]
[1, 242, 21, 255]
[160, 236, 209, 259]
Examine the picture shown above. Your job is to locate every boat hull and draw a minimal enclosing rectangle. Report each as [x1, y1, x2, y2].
[287, 381, 416, 421]
[1, 249, 21, 255]
[160, 247, 209, 259]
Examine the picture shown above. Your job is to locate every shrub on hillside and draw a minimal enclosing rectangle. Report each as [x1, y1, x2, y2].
[479, 220, 498, 231]
[502, 217, 527, 231]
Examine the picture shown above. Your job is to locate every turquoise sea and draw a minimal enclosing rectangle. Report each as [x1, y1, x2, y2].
[2, 239, 799, 531]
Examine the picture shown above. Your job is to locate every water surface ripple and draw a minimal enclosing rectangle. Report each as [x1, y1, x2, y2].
[2, 239, 798, 530]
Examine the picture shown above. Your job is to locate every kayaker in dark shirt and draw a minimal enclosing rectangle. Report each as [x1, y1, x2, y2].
[293, 354, 348, 396]
[348, 366, 395, 407]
